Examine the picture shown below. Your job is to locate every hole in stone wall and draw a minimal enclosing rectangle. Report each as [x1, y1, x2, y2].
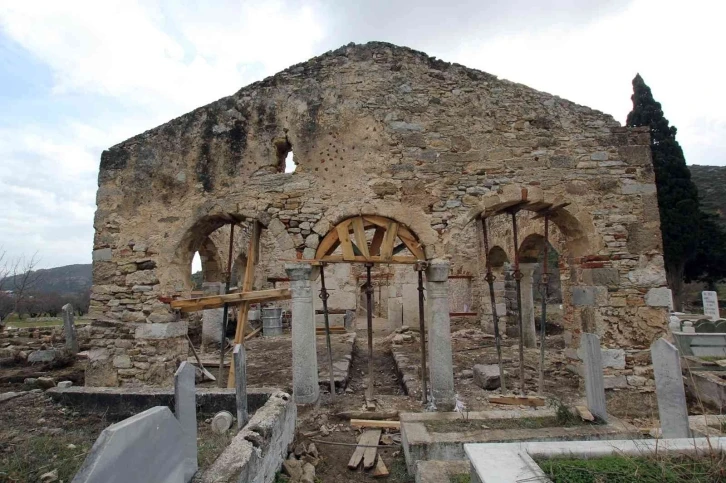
[274, 137, 294, 173]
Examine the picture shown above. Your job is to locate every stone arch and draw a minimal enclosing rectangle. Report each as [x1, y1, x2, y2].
[169, 212, 249, 290]
[488, 245, 509, 268]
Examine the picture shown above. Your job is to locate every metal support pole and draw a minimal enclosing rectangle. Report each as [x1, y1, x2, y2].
[510, 210, 526, 395]
[538, 215, 550, 395]
[481, 218, 507, 393]
[218, 223, 235, 387]
[319, 265, 336, 401]
[365, 263, 375, 403]
[415, 261, 428, 404]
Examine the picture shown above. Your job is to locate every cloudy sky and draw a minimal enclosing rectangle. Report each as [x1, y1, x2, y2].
[1, 0, 724, 269]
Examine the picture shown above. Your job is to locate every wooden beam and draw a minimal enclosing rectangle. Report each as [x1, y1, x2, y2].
[351, 217, 370, 259]
[350, 419, 401, 430]
[171, 288, 291, 312]
[316, 228, 341, 258]
[316, 255, 418, 264]
[369, 227, 385, 256]
[380, 221, 399, 260]
[336, 221, 355, 261]
[487, 395, 546, 407]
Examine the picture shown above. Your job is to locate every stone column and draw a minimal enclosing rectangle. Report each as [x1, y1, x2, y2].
[285, 263, 319, 404]
[426, 259, 455, 410]
[519, 263, 537, 348]
[61, 303, 79, 354]
[201, 282, 224, 346]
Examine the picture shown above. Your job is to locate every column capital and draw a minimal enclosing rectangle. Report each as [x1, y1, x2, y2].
[285, 262, 313, 281]
[426, 259, 450, 282]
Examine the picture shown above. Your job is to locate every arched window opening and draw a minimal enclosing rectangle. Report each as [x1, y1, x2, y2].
[274, 136, 295, 173]
[191, 251, 203, 289]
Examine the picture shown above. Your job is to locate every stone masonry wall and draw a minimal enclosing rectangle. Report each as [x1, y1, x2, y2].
[89, 41, 668, 386]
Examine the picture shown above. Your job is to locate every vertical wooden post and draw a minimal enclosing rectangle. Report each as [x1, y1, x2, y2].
[319, 265, 336, 401]
[416, 261, 428, 404]
[218, 223, 235, 387]
[481, 217, 507, 394]
[365, 263, 375, 403]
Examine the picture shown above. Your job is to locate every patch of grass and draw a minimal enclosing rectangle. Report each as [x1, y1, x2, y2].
[0, 434, 93, 482]
[537, 455, 725, 482]
[425, 415, 586, 433]
[197, 426, 236, 470]
[450, 474, 471, 483]
[388, 456, 415, 482]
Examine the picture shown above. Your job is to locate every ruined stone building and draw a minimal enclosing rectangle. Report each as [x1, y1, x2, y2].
[88, 42, 669, 386]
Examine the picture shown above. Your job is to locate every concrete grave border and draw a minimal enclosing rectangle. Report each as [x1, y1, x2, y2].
[400, 409, 639, 474]
[465, 437, 726, 483]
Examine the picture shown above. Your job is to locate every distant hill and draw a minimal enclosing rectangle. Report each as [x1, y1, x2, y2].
[689, 165, 726, 227]
[1, 263, 92, 295]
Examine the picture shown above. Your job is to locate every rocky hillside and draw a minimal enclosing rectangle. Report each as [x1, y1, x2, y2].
[1, 263, 91, 295]
[690, 165, 726, 226]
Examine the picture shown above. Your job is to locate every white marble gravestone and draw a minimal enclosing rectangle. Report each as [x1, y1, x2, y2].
[702, 291, 720, 320]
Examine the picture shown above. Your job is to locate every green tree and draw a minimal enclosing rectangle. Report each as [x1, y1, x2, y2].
[626, 74, 701, 309]
[684, 213, 726, 290]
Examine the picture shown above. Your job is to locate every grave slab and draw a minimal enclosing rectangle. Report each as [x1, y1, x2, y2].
[652, 338, 691, 438]
[72, 406, 187, 483]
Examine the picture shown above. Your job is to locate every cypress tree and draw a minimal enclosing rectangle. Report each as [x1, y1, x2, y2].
[626, 74, 701, 309]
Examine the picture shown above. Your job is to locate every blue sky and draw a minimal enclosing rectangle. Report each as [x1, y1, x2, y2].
[1, 0, 724, 269]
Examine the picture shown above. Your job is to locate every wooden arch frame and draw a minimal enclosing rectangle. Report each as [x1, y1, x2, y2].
[314, 215, 425, 264]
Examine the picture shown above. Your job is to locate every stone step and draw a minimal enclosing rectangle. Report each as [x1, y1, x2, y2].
[414, 460, 470, 483]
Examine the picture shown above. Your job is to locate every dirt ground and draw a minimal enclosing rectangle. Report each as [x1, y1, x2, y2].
[294, 317, 417, 483]
[3, 315, 726, 482]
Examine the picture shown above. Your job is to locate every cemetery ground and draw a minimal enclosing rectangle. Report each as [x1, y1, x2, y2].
[2, 316, 726, 481]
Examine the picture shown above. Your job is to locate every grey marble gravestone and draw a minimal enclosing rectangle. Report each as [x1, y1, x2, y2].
[580, 333, 607, 422]
[175, 362, 198, 481]
[651, 338, 691, 439]
[72, 407, 187, 483]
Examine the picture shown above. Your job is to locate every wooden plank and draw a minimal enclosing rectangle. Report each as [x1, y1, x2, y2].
[362, 215, 389, 229]
[171, 288, 291, 312]
[372, 456, 389, 478]
[229, 222, 262, 388]
[347, 430, 381, 470]
[244, 327, 261, 340]
[396, 231, 425, 259]
[487, 395, 546, 407]
[336, 410, 399, 420]
[380, 221, 399, 260]
[362, 430, 382, 470]
[369, 227, 385, 256]
[350, 419, 400, 430]
[351, 217, 370, 259]
[316, 227, 341, 258]
[336, 221, 355, 261]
